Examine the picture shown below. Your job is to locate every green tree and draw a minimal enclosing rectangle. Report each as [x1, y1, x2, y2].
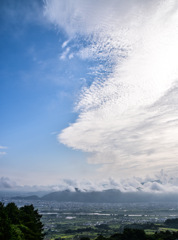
[5, 202, 19, 225]
[0, 202, 44, 240]
[122, 228, 146, 240]
[19, 204, 44, 240]
[0, 202, 11, 240]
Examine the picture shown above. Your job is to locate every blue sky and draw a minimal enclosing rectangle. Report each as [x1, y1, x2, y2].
[0, 0, 96, 186]
[1, 0, 178, 193]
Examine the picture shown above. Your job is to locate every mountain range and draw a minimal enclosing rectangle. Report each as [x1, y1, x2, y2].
[12, 189, 178, 203]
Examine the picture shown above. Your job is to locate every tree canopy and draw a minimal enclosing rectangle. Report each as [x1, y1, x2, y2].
[0, 202, 44, 240]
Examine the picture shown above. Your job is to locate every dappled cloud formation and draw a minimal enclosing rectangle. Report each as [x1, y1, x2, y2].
[44, 0, 178, 178]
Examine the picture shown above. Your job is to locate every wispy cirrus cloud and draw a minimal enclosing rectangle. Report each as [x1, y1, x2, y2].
[44, 0, 178, 178]
[0, 146, 7, 156]
[0, 0, 47, 31]
[0, 146, 7, 149]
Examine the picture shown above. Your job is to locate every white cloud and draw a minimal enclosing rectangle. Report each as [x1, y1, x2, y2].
[0, 146, 7, 149]
[60, 47, 70, 60]
[44, 1, 178, 178]
[2, 171, 178, 193]
[0, 152, 6, 156]
[62, 40, 70, 48]
[0, 177, 16, 189]
[0, 146, 7, 156]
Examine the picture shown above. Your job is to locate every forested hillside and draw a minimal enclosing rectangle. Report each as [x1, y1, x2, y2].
[0, 202, 44, 240]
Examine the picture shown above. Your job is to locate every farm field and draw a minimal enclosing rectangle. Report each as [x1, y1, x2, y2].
[3, 199, 178, 240]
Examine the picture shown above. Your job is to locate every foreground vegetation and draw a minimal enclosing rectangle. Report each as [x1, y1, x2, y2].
[1, 201, 178, 240]
[49, 223, 178, 240]
[0, 202, 44, 240]
[94, 228, 178, 240]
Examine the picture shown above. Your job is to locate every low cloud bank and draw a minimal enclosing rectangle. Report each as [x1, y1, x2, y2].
[0, 177, 16, 189]
[1, 171, 178, 194]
